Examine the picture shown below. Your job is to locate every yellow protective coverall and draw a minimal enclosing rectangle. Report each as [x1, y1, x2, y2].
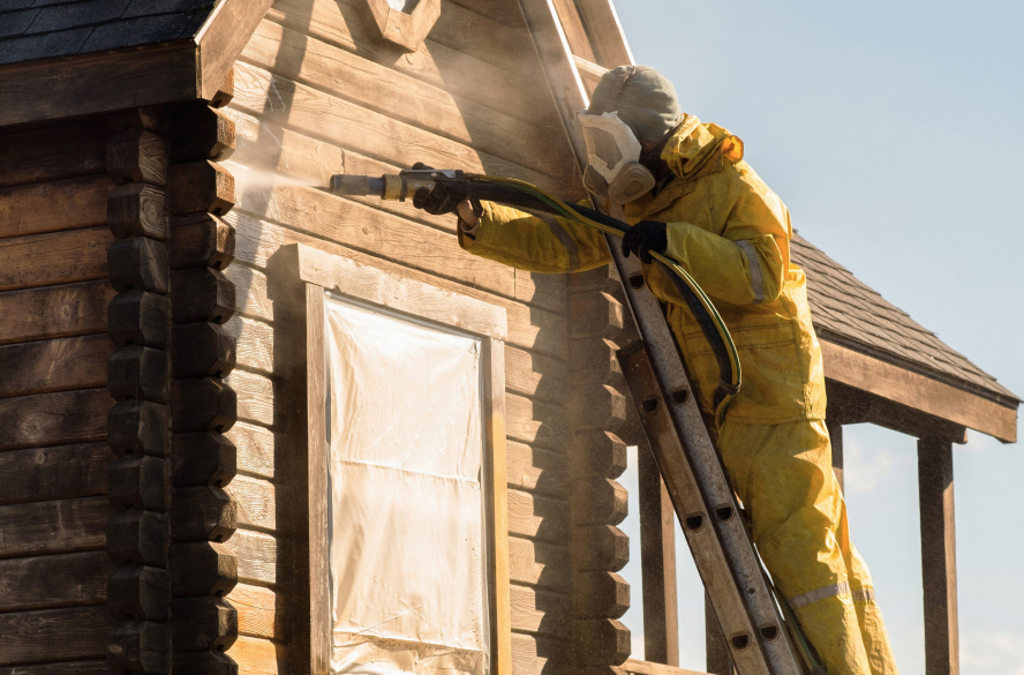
[457, 115, 898, 675]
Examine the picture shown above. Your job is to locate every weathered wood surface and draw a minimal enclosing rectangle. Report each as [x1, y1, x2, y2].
[108, 290, 170, 348]
[239, 19, 556, 176]
[107, 129, 168, 186]
[0, 495, 110, 558]
[0, 605, 110, 664]
[170, 541, 237, 597]
[226, 635, 284, 675]
[507, 441, 568, 496]
[196, 0, 275, 103]
[0, 660, 110, 674]
[169, 212, 235, 270]
[919, 436, 959, 675]
[264, 0, 554, 125]
[107, 345, 170, 403]
[170, 103, 237, 162]
[510, 584, 569, 638]
[108, 183, 169, 240]
[506, 392, 569, 448]
[108, 454, 169, 511]
[230, 61, 557, 191]
[0, 443, 109, 505]
[224, 369, 275, 428]
[108, 564, 171, 621]
[168, 160, 236, 216]
[0, 551, 110, 612]
[0, 388, 113, 451]
[231, 583, 282, 640]
[0, 334, 110, 398]
[170, 597, 238, 651]
[509, 535, 571, 590]
[230, 528, 279, 588]
[227, 421, 277, 480]
[224, 315, 274, 376]
[0, 282, 113, 345]
[107, 509, 170, 567]
[0, 227, 112, 292]
[508, 489, 569, 544]
[551, 0, 598, 62]
[173, 322, 236, 378]
[224, 474, 277, 532]
[0, 175, 112, 238]
[0, 119, 107, 187]
[108, 400, 171, 458]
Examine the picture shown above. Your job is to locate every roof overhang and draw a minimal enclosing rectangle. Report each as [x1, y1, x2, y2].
[0, 0, 273, 128]
[821, 338, 1018, 443]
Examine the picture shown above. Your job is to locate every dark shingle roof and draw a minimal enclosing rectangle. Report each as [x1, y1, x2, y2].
[792, 232, 1019, 405]
[0, 0, 217, 66]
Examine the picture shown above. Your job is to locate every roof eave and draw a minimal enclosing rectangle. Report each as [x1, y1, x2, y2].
[821, 338, 1018, 443]
[0, 0, 273, 129]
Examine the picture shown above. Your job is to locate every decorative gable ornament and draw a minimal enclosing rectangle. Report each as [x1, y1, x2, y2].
[362, 0, 441, 52]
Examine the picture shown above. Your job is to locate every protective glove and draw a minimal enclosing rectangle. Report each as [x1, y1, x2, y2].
[621, 220, 667, 263]
[410, 162, 467, 215]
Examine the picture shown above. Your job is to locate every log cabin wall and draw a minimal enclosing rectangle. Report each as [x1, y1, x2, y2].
[0, 116, 116, 670]
[216, 0, 607, 673]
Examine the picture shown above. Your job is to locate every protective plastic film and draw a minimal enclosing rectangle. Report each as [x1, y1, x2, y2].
[324, 293, 490, 675]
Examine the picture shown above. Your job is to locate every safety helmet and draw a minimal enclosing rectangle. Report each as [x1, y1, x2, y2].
[579, 65, 681, 204]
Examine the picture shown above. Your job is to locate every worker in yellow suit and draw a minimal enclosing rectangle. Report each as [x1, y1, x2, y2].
[413, 65, 898, 675]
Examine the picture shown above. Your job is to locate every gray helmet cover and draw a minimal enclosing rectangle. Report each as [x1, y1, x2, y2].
[588, 65, 681, 147]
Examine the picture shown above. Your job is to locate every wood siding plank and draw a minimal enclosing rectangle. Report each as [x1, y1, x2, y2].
[0, 496, 111, 559]
[0, 175, 113, 239]
[0, 388, 113, 451]
[0, 335, 111, 399]
[0, 443, 109, 505]
[0, 282, 113, 346]
[0, 227, 112, 292]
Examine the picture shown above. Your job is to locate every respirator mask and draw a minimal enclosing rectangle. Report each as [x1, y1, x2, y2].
[578, 110, 656, 204]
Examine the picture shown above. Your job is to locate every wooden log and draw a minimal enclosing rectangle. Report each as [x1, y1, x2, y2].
[226, 422, 275, 480]
[0, 388, 112, 451]
[0, 333, 110, 398]
[570, 430, 628, 480]
[108, 565, 171, 621]
[107, 107, 165, 134]
[573, 570, 629, 620]
[108, 620, 170, 675]
[171, 485, 238, 543]
[0, 118, 106, 187]
[224, 475, 275, 532]
[170, 103, 237, 162]
[108, 400, 171, 458]
[108, 183, 169, 240]
[171, 267, 236, 324]
[508, 489, 569, 544]
[574, 618, 631, 666]
[571, 524, 630, 573]
[0, 442, 108, 505]
[171, 597, 238, 652]
[504, 392, 570, 449]
[506, 440, 568, 496]
[107, 129, 168, 186]
[172, 322, 236, 378]
[0, 495, 110, 558]
[0, 174, 112, 238]
[570, 336, 622, 381]
[225, 636, 282, 675]
[109, 454, 170, 511]
[508, 535, 572, 590]
[107, 509, 169, 567]
[171, 651, 238, 675]
[572, 477, 628, 527]
[108, 345, 171, 403]
[0, 550, 109, 612]
[224, 369, 274, 428]
[569, 383, 629, 433]
[230, 583, 280, 640]
[171, 378, 237, 433]
[0, 281, 113, 345]
[510, 584, 569, 638]
[108, 237, 169, 294]
[505, 344, 569, 402]
[173, 432, 237, 487]
[0, 605, 110, 665]
[225, 315, 273, 376]
[169, 212, 235, 270]
[0, 227, 112, 292]
[211, 66, 235, 109]
[170, 541, 237, 597]
[569, 290, 625, 339]
[0, 661, 112, 674]
[167, 160, 235, 216]
[109, 289, 170, 348]
[229, 529, 277, 588]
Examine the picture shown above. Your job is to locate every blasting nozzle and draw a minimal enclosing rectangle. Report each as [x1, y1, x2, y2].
[329, 174, 385, 197]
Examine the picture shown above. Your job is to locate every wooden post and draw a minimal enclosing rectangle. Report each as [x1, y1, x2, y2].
[827, 417, 844, 492]
[918, 435, 959, 675]
[637, 441, 679, 665]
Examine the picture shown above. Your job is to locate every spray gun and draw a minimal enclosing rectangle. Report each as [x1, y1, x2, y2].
[329, 167, 554, 213]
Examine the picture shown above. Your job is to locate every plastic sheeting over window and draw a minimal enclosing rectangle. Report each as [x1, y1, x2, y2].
[324, 293, 491, 675]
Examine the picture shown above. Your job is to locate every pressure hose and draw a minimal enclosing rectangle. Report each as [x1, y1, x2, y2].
[330, 170, 742, 423]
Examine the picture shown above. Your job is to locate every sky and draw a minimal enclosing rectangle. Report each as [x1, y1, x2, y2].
[611, 2, 1024, 673]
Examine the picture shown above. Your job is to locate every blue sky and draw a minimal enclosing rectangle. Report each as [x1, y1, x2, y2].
[612, 2, 1024, 673]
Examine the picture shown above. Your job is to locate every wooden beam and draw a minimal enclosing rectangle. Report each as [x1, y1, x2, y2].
[826, 380, 967, 445]
[918, 436, 959, 675]
[0, 43, 198, 128]
[573, 0, 634, 68]
[196, 0, 277, 102]
[638, 442, 679, 665]
[820, 339, 1017, 443]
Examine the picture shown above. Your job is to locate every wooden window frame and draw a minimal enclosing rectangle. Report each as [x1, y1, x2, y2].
[276, 243, 511, 675]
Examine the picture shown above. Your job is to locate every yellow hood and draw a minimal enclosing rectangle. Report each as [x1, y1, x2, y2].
[662, 114, 745, 179]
